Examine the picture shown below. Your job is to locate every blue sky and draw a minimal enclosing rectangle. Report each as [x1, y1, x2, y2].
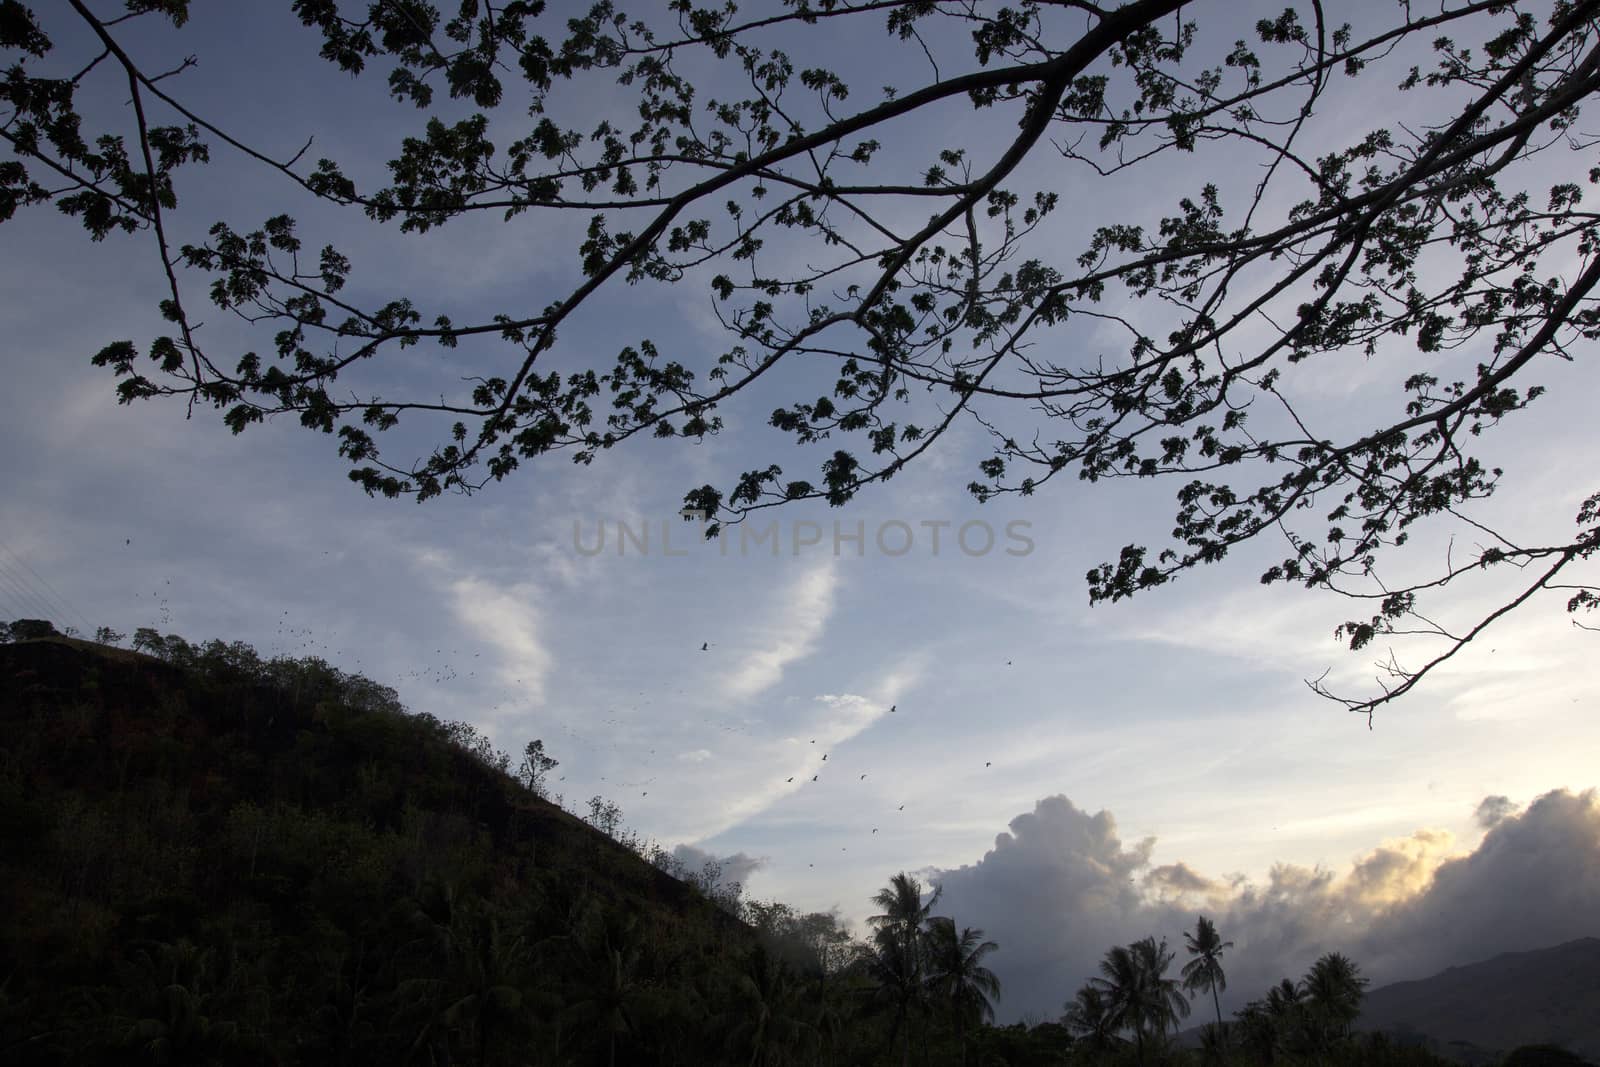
[4, 0, 1599, 1020]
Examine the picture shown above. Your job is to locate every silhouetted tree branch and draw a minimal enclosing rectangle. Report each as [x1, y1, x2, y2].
[6, 0, 1600, 716]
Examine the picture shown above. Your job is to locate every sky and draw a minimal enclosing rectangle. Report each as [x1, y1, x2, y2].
[3, 0, 1599, 1023]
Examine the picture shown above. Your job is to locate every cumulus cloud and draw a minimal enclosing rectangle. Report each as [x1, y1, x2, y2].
[671, 843, 764, 895]
[1475, 794, 1518, 830]
[1145, 861, 1227, 902]
[930, 789, 1600, 1023]
[1357, 789, 1600, 982]
[1343, 828, 1458, 909]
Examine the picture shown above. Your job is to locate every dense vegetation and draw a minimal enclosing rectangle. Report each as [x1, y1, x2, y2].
[0, 620, 1577, 1065]
[0, 621, 1037, 1066]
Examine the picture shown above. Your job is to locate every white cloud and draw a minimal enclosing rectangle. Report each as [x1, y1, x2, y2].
[447, 576, 555, 703]
[649, 652, 923, 846]
[719, 560, 839, 702]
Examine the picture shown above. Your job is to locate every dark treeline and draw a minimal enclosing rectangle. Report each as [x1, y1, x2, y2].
[0, 621, 1040, 1066]
[0, 621, 1571, 1066]
[1060, 923, 1433, 1066]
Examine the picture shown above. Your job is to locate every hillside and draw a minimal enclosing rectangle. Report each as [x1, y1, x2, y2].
[8, 625, 1534, 1067]
[1357, 939, 1600, 1064]
[0, 635, 766, 1065]
[0, 631, 1092, 1067]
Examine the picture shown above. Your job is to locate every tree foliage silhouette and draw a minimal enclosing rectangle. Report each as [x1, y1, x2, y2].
[923, 916, 1001, 1067]
[7, 1, 1600, 714]
[1298, 950, 1368, 1052]
[1181, 914, 1232, 1031]
[1062, 982, 1122, 1055]
[517, 739, 559, 798]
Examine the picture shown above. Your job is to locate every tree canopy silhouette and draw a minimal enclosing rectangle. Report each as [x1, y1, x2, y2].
[1181, 914, 1232, 1031]
[7, 0, 1600, 714]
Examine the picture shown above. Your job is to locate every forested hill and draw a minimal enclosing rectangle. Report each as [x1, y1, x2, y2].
[0, 633, 768, 1065]
[3, 628, 1505, 1067]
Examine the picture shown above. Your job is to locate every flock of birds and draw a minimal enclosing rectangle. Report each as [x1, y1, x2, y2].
[698, 640, 1002, 866]
[110, 536, 1014, 877]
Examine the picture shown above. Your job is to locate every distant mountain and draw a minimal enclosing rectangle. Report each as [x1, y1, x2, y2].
[1171, 938, 1600, 1063]
[1356, 937, 1600, 1064]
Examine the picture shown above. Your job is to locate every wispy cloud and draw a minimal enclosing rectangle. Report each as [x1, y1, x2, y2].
[719, 560, 839, 702]
[657, 653, 923, 845]
[448, 576, 554, 703]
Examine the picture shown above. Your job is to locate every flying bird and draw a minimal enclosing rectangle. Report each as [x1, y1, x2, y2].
[700, 642, 709, 651]
[985, 761, 992, 767]
[812, 775, 819, 782]
[786, 777, 794, 783]
[860, 774, 867, 780]
[898, 805, 905, 811]
[821, 754, 827, 761]
[872, 828, 878, 834]
[889, 704, 896, 713]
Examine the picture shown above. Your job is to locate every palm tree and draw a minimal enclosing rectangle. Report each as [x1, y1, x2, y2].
[1298, 952, 1367, 1051]
[1092, 944, 1148, 1061]
[1132, 936, 1191, 1048]
[1094, 938, 1191, 1065]
[862, 927, 916, 1067]
[867, 873, 940, 1067]
[808, 973, 853, 1067]
[1233, 998, 1277, 1064]
[441, 912, 537, 1067]
[923, 917, 1001, 1067]
[389, 881, 463, 1062]
[110, 939, 246, 1065]
[1181, 915, 1233, 1030]
[718, 943, 816, 1067]
[792, 917, 855, 1067]
[1062, 983, 1121, 1056]
[564, 910, 646, 1067]
[1264, 977, 1300, 1019]
[1198, 1019, 1232, 1065]
[1261, 978, 1305, 1059]
[868, 873, 941, 954]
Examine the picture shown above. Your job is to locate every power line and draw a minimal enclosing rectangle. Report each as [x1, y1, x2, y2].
[0, 557, 59, 623]
[0, 579, 42, 622]
[0, 534, 96, 634]
[0, 550, 77, 630]
[11, 548, 93, 633]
